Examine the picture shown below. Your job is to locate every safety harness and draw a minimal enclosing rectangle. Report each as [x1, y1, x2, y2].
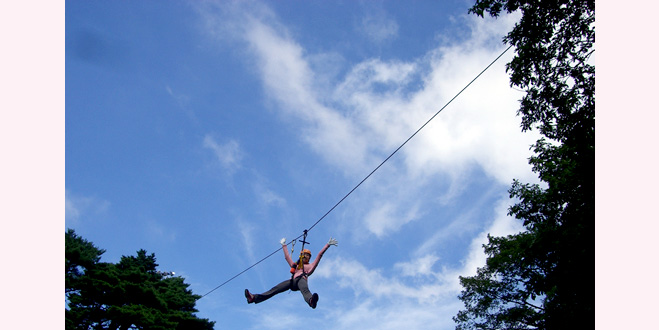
[289, 230, 310, 289]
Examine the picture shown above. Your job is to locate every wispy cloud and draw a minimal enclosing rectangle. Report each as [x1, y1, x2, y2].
[197, 2, 535, 236]
[65, 190, 110, 223]
[197, 1, 372, 175]
[311, 198, 525, 329]
[394, 253, 441, 277]
[456, 196, 526, 279]
[363, 201, 421, 238]
[196, 2, 534, 328]
[323, 296, 463, 330]
[165, 85, 190, 108]
[253, 183, 286, 208]
[314, 255, 461, 329]
[358, 9, 399, 44]
[165, 85, 197, 122]
[203, 134, 243, 175]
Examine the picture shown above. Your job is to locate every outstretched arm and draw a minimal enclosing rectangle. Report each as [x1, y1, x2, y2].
[306, 237, 338, 275]
[281, 238, 294, 266]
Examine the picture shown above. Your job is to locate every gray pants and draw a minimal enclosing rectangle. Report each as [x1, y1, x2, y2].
[253, 276, 312, 304]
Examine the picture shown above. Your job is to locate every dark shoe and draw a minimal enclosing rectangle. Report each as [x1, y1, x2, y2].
[245, 289, 255, 304]
[309, 293, 319, 309]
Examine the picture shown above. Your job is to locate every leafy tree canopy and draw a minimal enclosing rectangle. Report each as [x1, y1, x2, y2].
[65, 229, 215, 330]
[454, 1, 594, 329]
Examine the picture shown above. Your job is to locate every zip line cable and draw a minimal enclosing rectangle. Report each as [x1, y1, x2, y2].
[200, 44, 513, 299]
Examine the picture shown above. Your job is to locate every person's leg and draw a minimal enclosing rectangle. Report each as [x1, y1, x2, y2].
[252, 279, 291, 304]
[295, 277, 318, 308]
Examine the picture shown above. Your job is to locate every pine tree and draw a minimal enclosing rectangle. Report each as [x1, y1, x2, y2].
[65, 229, 215, 330]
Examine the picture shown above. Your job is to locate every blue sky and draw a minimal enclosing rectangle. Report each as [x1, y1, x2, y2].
[63, 1, 542, 328]
[8, 1, 659, 329]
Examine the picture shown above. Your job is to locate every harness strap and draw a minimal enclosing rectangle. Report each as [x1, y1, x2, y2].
[290, 229, 310, 282]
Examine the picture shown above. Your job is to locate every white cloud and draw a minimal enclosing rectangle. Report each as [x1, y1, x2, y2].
[312, 255, 468, 329]
[326, 299, 462, 330]
[65, 190, 110, 223]
[448, 196, 526, 285]
[403, 43, 537, 185]
[165, 85, 190, 107]
[196, 4, 538, 328]
[198, 2, 535, 240]
[309, 198, 524, 329]
[363, 201, 421, 238]
[358, 10, 399, 44]
[255, 314, 302, 330]
[238, 219, 257, 262]
[253, 182, 286, 208]
[197, 1, 371, 174]
[319, 257, 430, 299]
[240, 18, 373, 174]
[394, 253, 440, 277]
[66, 196, 80, 221]
[203, 135, 243, 175]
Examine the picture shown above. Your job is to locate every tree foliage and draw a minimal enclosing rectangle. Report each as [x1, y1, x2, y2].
[66, 229, 215, 330]
[454, 0, 594, 329]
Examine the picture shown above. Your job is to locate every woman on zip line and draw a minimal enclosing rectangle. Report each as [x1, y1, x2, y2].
[244, 236, 338, 309]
